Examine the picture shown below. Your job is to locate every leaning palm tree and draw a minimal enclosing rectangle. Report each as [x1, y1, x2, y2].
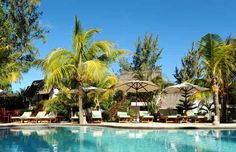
[199, 33, 236, 125]
[38, 16, 126, 124]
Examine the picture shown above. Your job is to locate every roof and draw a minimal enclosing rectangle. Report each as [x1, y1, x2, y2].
[159, 93, 181, 109]
[119, 70, 161, 81]
[24, 80, 46, 97]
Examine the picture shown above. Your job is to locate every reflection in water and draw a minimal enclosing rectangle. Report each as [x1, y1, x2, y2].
[0, 127, 236, 152]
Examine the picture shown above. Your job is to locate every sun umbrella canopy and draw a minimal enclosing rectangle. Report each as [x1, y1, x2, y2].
[116, 80, 159, 93]
[164, 82, 209, 94]
[116, 80, 159, 122]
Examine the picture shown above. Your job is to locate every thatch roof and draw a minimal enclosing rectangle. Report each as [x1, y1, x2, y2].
[159, 93, 181, 109]
[119, 70, 161, 81]
[24, 80, 47, 97]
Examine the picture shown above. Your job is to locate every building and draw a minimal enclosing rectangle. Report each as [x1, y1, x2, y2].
[24, 80, 59, 108]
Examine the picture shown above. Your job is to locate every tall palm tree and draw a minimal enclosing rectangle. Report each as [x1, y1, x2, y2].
[199, 33, 236, 125]
[38, 16, 126, 124]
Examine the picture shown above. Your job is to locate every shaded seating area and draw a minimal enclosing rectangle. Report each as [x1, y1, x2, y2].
[117, 112, 132, 123]
[91, 111, 102, 123]
[139, 111, 153, 122]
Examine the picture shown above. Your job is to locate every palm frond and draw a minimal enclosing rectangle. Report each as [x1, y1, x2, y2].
[77, 60, 109, 83]
[97, 49, 128, 64]
[83, 28, 100, 43]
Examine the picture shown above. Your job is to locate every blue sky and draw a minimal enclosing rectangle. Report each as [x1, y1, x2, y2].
[12, 0, 236, 91]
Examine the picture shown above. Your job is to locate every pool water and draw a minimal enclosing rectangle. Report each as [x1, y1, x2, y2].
[0, 126, 236, 152]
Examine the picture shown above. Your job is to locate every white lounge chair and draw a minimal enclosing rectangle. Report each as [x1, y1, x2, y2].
[117, 112, 131, 123]
[139, 111, 154, 123]
[71, 112, 79, 123]
[25, 111, 47, 123]
[11, 112, 32, 123]
[91, 111, 102, 123]
[37, 112, 59, 123]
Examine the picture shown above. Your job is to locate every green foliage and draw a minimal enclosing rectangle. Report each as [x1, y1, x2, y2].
[146, 97, 159, 115]
[174, 42, 202, 84]
[100, 96, 115, 110]
[0, 0, 47, 89]
[199, 34, 236, 84]
[43, 98, 68, 116]
[198, 100, 214, 115]
[38, 17, 126, 123]
[198, 33, 236, 123]
[120, 33, 162, 81]
[176, 89, 197, 115]
[119, 33, 166, 115]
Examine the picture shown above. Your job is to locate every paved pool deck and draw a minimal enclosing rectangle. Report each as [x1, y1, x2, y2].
[1, 122, 236, 129]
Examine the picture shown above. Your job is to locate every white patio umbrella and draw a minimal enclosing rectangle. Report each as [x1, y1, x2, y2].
[116, 80, 159, 93]
[116, 80, 159, 122]
[164, 82, 209, 94]
[163, 82, 209, 114]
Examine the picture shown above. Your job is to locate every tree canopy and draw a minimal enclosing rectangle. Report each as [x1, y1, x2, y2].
[0, 0, 47, 89]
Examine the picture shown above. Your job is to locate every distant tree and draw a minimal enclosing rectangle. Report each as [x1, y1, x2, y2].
[176, 89, 197, 115]
[173, 42, 202, 84]
[120, 33, 162, 81]
[0, 0, 47, 89]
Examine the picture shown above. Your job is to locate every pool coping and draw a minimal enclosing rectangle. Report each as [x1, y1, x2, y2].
[1, 122, 236, 130]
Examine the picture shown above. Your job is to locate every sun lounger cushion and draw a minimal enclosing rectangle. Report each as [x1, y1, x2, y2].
[35, 111, 47, 118]
[11, 112, 32, 119]
[139, 111, 154, 118]
[92, 111, 102, 119]
[117, 112, 130, 118]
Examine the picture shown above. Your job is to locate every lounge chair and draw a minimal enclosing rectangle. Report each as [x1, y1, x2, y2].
[159, 115, 180, 123]
[117, 112, 132, 123]
[71, 112, 79, 123]
[24, 111, 47, 123]
[37, 112, 59, 123]
[139, 111, 154, 123]
[91, 111, 102, 123]
[11, 112, 32, 123]
[186, 111, 207, 123]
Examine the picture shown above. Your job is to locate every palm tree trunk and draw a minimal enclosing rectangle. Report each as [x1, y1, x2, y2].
[212, 77, 220, 125]
[221, 94, 227, 123]
[78, 85, 85, 124]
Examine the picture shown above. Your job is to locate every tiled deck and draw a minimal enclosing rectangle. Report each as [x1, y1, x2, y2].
[1, 122, 236, 129]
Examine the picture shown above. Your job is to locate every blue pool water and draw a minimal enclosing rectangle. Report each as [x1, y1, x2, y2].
[0, 126, 236, 152]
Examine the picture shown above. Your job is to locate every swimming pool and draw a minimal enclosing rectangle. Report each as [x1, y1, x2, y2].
[0, 126, 235, 152]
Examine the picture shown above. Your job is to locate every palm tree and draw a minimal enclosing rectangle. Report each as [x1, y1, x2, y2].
[38, 16, 126, 124]
[199, 33, 236, 125]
